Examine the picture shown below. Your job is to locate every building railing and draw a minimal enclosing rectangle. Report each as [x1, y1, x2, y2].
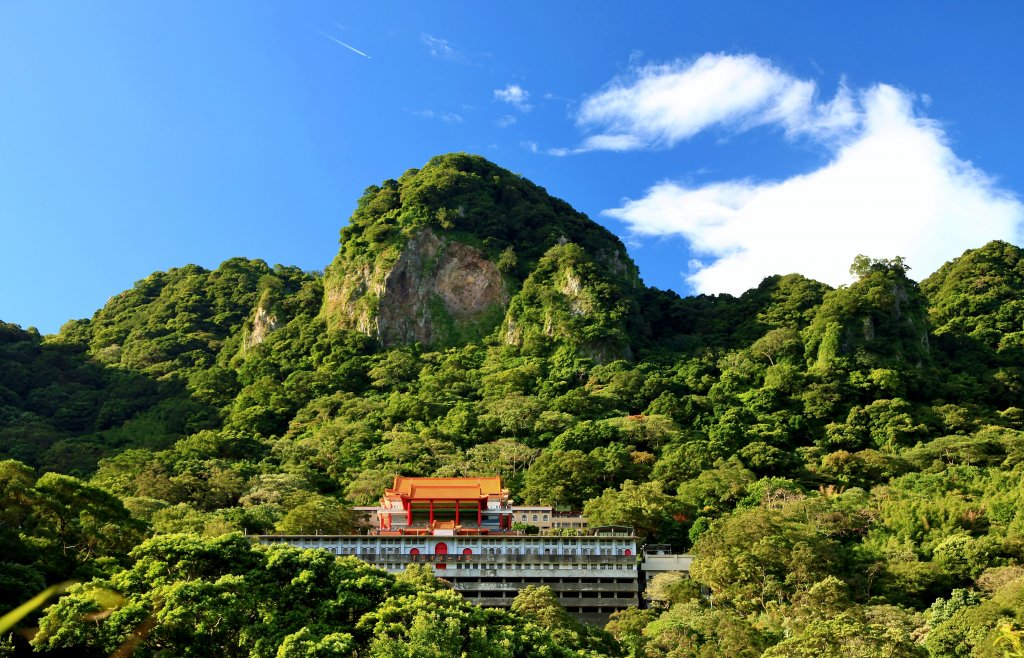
[357, 553, 638, 565]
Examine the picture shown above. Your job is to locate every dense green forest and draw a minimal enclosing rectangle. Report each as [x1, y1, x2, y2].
[4, 154, 1024, 656]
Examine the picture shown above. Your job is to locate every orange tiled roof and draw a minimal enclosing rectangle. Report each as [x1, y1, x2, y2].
[388, 476, 506, 500]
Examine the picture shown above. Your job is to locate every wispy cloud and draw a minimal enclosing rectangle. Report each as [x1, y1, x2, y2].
[494, 84, 532, 112]
[421, 33, 463, 61]
[496, 114, 517, 128]
[565, 53, 1023, 292]
[318, 31, 371, 59]
[410, 109, 463, 123]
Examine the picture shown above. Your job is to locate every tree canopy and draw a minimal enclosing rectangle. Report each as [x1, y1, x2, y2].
[4, 155, 1024, 656]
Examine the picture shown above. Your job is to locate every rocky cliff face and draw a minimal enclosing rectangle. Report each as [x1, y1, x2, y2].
[324, 229, 508, 347]
[243, 305, 280, 349]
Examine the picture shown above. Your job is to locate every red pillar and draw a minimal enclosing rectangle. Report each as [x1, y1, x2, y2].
[455, 499, 460, 526]
[429, 499, 434, 525]
[477, 500, 482, 527]
[407, 498, 412, 526]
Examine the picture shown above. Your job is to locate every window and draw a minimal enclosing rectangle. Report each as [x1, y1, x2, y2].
[532, 515, 538, 522]
[543, 515, 548, 521]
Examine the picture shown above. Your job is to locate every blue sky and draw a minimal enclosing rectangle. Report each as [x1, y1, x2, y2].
[3, 2, 1023, 334]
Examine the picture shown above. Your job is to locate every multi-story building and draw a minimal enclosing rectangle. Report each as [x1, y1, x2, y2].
[259, 476, 639, 623]
[511, 505, 554, 530]
[510, 505, 589, 532]
[551, 510, 589, 532]
[260, 529, 639, 624]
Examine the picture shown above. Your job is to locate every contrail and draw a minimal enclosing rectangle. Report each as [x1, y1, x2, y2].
[319, 32, 371, 59]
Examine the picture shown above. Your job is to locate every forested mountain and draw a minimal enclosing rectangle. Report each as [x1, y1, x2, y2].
[3, 153, 1024, 656]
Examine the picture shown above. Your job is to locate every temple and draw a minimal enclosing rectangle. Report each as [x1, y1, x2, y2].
[377, 476, 512, 533]
[260, 475, 691, 624]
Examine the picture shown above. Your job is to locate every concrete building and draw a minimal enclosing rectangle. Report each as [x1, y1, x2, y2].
[551, 510, 589, 532]
[258, 478, 697, 624]
[260, 476, 642, 623]
[511, 506, 589, 532]
[261, 529, 639, 624]
[511, 505, 554, 530]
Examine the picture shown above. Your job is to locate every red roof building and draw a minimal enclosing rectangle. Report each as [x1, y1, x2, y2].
[377, 476, 512, 534]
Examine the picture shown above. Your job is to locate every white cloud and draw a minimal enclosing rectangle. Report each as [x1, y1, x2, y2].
[411, 109, 463, 123]
[574, 54, 859, 152]
[604, 82, 1024, 294]
[421, 33, 462, 60]
[494, 84, 532, 111]
[496, 114, 517, 128]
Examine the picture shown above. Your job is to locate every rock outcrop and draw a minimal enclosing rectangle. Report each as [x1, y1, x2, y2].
[244, 305, 280, 349]
[324, 229, 508, 347]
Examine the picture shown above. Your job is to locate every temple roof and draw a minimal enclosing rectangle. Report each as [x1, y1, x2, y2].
[387, 476, 506, 500]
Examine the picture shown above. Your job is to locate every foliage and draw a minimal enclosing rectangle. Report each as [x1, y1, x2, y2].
[583, 480, 684, 542]
[509, 585, 620, 656]
[7, 155, 1024, 656]
[30, 535, 598, 658]
[761, 608, 926, 657]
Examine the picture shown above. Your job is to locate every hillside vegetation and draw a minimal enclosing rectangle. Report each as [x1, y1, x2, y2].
[3, 154, 1024, 656]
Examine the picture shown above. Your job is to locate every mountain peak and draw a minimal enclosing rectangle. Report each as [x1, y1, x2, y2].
[321, 154, 641, 351]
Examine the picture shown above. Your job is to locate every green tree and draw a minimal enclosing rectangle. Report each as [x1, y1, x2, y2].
[762, 609, 926, 657]
[509, 585, 619, 656]
[275, 494, 355, 535]
[641, 601, 766, 658]
[689, 504, 840, 614]
[32, 534, 395, 658]
[521, 450, 601, 508]
[583, 480, 683, 541]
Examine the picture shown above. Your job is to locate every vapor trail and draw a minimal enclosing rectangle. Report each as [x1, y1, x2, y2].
[319, 32, 372, 59]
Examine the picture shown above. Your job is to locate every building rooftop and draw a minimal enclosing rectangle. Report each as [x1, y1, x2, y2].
[387, 476, 507, 500]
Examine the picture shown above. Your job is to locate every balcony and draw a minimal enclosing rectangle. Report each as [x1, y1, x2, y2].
[362, 553, 638, 566]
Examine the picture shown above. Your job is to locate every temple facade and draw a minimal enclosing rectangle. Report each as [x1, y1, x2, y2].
[377, 476, 513, 532]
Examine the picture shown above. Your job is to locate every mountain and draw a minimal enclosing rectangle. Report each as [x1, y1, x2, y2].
[5, 154, 1024, 656]
[922, 240, 1024, 349]
[321, 153, 642, 354]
